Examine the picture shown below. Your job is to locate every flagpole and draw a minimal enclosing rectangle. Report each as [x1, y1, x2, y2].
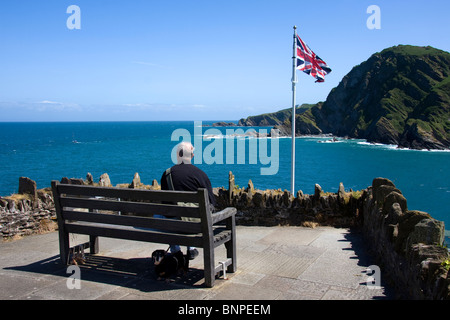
[291, 25, 298, 196]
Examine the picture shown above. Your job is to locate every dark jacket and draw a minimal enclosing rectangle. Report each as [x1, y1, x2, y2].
[160, 163, 216, 207]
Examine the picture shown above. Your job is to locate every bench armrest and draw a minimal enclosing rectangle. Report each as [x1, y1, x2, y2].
[211, 207, 237, 224]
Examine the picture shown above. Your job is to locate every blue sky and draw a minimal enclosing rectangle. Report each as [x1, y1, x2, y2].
[0, 0, 449, 121]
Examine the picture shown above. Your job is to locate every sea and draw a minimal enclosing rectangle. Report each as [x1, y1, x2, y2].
[1, 121, 449, 243]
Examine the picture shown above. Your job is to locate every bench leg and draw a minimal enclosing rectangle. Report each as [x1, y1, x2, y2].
[225, 241, 236, 273]
[58, 229, 70, 265]
[89, 235, 99, 254]
[203, 245, 215, 288]
[225, 216, 237, 273]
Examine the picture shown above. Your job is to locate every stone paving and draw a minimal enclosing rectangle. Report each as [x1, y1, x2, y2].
[0, 225, 394, 300]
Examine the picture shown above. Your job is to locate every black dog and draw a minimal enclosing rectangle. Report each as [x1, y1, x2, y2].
[151, 249, 189, 281]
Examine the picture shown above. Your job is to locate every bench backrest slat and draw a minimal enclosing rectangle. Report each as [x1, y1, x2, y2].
[63, 209, 202, 234]
[60, 196, 200, 218]
[57, 183, 200, 204]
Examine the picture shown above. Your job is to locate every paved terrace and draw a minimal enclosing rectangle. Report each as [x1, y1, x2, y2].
[0, 226, 394, 300]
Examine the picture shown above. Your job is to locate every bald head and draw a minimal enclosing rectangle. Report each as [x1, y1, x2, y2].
[176, 142, 194, 164]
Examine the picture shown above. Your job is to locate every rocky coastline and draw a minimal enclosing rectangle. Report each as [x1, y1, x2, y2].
[226, 45, 450, 151]
[1, 173, 449, 299]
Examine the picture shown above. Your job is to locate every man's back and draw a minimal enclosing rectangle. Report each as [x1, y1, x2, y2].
[161, 163, 216, 206]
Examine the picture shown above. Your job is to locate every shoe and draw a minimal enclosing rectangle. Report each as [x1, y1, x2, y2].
[187, 248, 199, 260]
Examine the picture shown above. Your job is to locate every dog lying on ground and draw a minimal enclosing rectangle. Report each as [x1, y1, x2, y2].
[151, 249, 189, 281]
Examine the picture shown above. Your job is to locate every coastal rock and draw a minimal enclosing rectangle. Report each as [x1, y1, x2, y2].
[406, 218, 445, 249]
[212, 122, 236, 127]
[238, 104, 317, 131]
[371, 177, 402, 209]
[99, 173, 112, 187]
[282, 190, 292, 207]
[408, 243, 449, 265]
[70, 178, 85, 185]
[272, 115, 323, 136]
[400, 122, 438, 150]
[375, 185, 402, 206]
[338, 182, 345, 198]
[0, 198, 7, 208]
[60, 177, 84, 185]
[151, 179, 160, 190]
[129, 172, 143, 189]
[86, 173, 94, 185]
[6, 198, 17, 212]
[272, 124, 291, 137]
[366, 117, 400, 146]
[314, 184, 322, 201]
[386, 202, 404, 225]
[60, 177, 70, 184]
[407, 243, 449, 300]
[252, 191, 265, 208]
[228, 171, 235, 202]
[382, 191, 407, 215]
[18, 177, 37, 199]
[372, 177, 395, 191]
[395, 210, 431, 253]
[337, 182, 348, 207]
[246, 180, 254, 193]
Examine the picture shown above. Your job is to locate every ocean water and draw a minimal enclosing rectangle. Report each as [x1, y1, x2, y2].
[1, 121, 449, 239]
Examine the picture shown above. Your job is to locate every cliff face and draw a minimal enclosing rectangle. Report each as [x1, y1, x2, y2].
[238, 45, 450, 150]
[316, 45, 450, 149]
[237, 104, 316, 127]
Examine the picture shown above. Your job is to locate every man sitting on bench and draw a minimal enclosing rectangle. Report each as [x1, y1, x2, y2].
[160, 141, 217, 260]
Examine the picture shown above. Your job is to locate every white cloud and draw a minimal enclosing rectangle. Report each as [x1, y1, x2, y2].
[33, 100, 81, 112]
[38, 100, 60, 104]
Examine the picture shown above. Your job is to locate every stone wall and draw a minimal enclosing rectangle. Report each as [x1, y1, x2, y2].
[0, 178, 56, 239]
[214, 172, 364, 228]
[0, 173, 158, 240]
[214, 173, 449, 299]
[1, 173, 449, 299]
[360, 178, 449, 299]
[214, 173, 449, 300]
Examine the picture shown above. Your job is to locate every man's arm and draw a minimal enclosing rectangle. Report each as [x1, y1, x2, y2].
[160, 171, 168, 190]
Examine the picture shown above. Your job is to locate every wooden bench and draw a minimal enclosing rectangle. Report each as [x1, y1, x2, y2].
[51, 180, 237, 287]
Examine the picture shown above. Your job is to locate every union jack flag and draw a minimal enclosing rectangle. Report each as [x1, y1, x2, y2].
[295, 34, 331, 83]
